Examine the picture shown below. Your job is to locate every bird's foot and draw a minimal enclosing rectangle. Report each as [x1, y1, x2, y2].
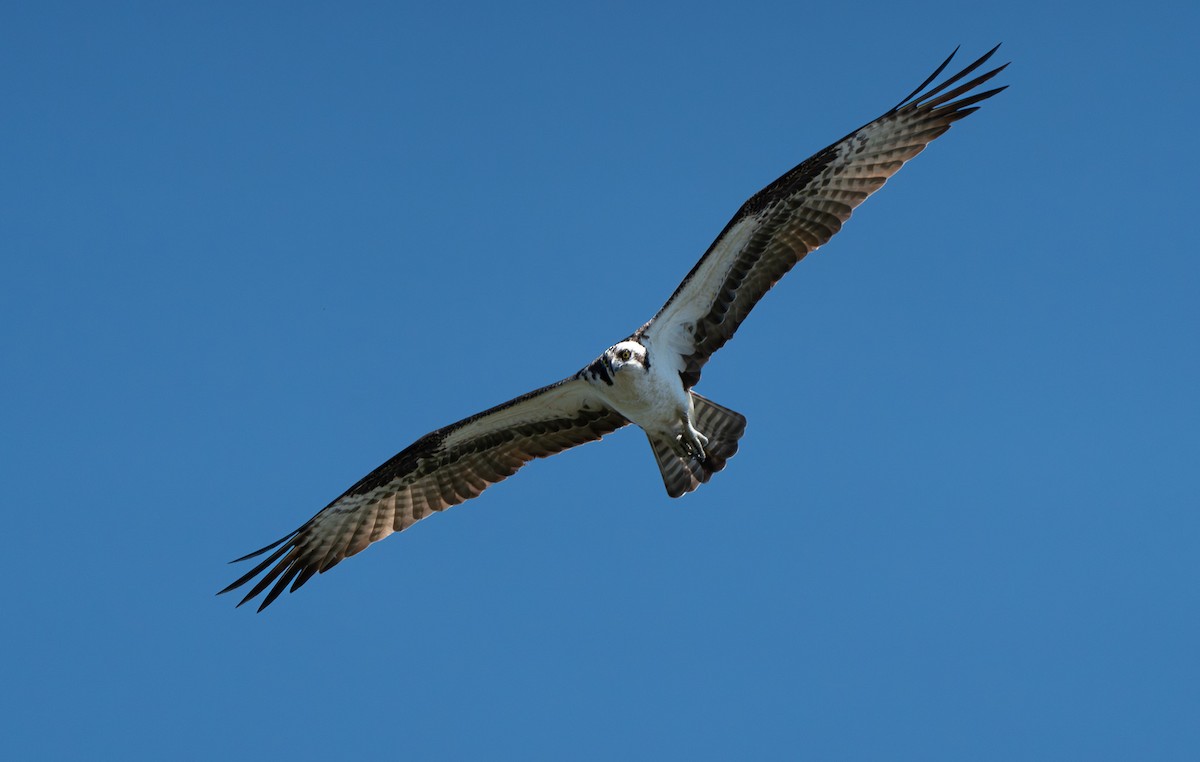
[677, 429, 709, 462]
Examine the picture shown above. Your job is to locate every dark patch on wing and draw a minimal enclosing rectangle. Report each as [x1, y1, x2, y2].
[582, 356, 614, 386]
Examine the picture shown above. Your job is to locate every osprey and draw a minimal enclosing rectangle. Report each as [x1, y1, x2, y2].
[222, 46, 1007, 610]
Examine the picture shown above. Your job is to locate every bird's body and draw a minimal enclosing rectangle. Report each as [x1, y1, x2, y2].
[582, 339, 704, 458]
[222, 46, 1008, 610]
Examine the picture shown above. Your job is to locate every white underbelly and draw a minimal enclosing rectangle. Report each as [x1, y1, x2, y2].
[599, 364, 690, 437]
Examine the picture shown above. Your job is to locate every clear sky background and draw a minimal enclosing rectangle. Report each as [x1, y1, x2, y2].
[3, 1, 1197, 759]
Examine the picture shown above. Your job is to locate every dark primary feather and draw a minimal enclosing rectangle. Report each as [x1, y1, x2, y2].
[220, 379, 627, 611]
[641, 45, 1008, 388]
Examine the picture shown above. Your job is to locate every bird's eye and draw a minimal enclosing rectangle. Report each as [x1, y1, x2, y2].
[617, 348, 632, 361]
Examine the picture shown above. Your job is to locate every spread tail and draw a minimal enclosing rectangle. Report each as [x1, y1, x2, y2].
[647, 392, 747, 498]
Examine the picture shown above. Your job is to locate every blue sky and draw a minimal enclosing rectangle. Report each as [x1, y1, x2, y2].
[3, 1, 1198, 759]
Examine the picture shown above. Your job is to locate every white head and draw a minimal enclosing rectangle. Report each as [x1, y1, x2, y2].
[605, 340, 648, 373]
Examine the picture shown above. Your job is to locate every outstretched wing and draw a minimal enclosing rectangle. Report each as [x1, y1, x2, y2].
[220, 378, 627, 611]
[639, 46, 1008, 388]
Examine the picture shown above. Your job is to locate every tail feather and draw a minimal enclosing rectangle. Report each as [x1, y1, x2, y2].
[648, 393, 747, 498]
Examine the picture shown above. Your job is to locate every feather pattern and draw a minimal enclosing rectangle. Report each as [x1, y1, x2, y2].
[220, 378, 627, 610]
[647, 393, 747, 497]
[640, 46, 1008, 388]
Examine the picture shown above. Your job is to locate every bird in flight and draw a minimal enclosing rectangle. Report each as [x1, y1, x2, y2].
[222, 46, 1007, 611]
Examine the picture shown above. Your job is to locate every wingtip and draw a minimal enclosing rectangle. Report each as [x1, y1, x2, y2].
[980, 43, 1012, 75]
[228, 531, 294, 564]
[982, 42, 1012, 72]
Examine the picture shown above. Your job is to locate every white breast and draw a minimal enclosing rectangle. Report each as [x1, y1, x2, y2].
[595, 344, 692, 439]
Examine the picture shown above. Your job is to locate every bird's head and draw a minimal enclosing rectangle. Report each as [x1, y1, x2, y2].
[605, 340, 649, 373]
